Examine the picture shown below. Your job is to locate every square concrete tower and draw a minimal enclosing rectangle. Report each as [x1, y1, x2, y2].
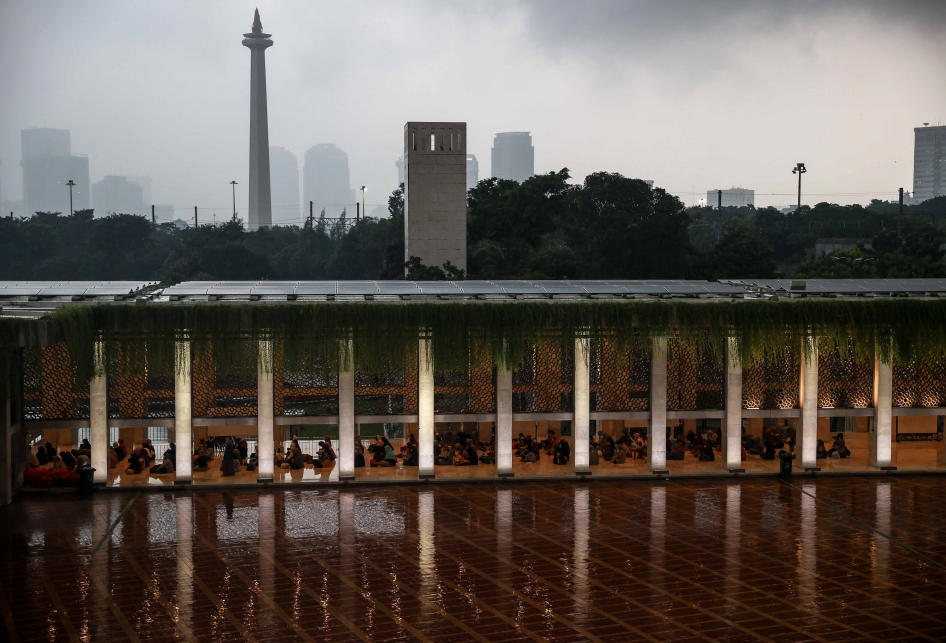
[404, 122, 467, 272]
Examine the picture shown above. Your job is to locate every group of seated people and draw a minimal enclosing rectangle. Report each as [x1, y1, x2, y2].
[514, 431, 571, 464]
[276, 436, 336, 471]
[120, 438, 178, 475]
[589, 428, 646, 465]
[28, 439, 93, 471]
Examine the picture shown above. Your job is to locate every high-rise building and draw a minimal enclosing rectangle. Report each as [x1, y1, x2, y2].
[126, 176, 152, 204]
[466, 154, 479, 191]
[92, 176, 146, 216]
[20, 128, 90, 215]
[304, 143, 351, 218]
[396, 156, 405, 187]
[491, 132, 534, 183]
[269, 147, 299, 222]
[914, 124, 945, 203]
[404, 122, 467, 271]
[242, 9, 273, 230]
[706, 187, 755, 208]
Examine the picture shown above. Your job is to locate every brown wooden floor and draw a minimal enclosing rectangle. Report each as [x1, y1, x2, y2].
[3, 477, 946, 642]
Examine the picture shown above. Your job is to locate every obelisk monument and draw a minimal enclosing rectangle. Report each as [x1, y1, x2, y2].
[242, 9, 273, 230]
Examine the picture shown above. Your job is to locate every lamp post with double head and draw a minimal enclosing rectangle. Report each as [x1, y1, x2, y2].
[65, 179, 76, 215]
[792, 163, 807, 212]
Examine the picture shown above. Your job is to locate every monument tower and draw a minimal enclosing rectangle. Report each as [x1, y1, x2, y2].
[242, 9, 273, 230]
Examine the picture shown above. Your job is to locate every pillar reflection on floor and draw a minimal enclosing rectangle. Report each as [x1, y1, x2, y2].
[175, 495, 193, 632]
[798, 482, 817, 611]
[495, 488, 512, 594]
[417, 490, 436, 614]
[873, 481, 891, 591]
[725, 484, 741, 597]
[573, 487, 590, 623]
[258, 493, 275, 627]
[650, 486, 666, 586]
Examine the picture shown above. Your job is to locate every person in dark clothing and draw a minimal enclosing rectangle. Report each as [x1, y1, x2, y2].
[816, 439, 828, 459]
[354, 444, 366, 468]
[60, 451, 76, 470]
[666, 439, 685, 460]
[81, 439, 92, 451]
[699, 443, 715, 461]
[403, 442, 419, 466]
[36, 446, 48, 465]
[125, 453, 143, 474]
[553, 439, 571, 465]
[465, 443, 479, 465]
[760, 438, 777, 460]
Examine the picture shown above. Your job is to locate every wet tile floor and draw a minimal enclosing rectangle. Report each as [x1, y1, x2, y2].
[2, 477, 946, 642]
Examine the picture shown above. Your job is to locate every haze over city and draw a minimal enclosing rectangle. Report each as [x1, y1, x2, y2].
[2, 0, 945, 222]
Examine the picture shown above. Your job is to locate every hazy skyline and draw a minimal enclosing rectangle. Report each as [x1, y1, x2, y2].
[1, 0, 945, 223]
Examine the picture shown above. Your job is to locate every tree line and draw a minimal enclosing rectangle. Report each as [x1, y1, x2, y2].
[2, 169, 945, 283]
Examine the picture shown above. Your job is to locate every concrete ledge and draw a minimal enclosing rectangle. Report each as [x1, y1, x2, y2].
[652, 469, 670, 475]
[880, 466, 898, 471]
[497, 472, 515, 478]
[173, 480, 191, 486]
[338, 475, 355, 481]
[728, 468, 746, 474]
[418, 474, 436, 480]
[256, 477, 274, 483]
[805, 467, 822, 472]
[575, 470, 592, 476]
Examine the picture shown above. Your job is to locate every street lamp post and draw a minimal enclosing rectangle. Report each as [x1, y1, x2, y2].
[230, 181, 238, 221]
[360, 186, 367, 222]
[65, 180, 76, 215]
[792, 163, 807, 212]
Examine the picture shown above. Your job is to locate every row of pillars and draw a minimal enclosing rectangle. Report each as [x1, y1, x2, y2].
[87, 335, 896, 485]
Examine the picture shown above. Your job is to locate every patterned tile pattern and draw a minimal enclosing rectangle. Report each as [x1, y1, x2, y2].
[3, 478, 946, 642]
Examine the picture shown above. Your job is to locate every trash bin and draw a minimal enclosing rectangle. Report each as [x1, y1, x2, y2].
[78, 467, 96, 495]
[778, 451, 793, 481]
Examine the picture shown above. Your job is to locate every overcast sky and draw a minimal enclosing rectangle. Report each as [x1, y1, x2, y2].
[1, 0, 945, 221]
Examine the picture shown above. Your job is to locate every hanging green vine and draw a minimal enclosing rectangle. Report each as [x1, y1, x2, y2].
[4, 297, 946, 389]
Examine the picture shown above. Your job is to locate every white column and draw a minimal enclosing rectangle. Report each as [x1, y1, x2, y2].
[338, 339, 355, 480]
[91, 340, 108, 484]
[649, 338, 668, 473]
[418, 334, 435, 478]
[723, 337, 744, 472]
[257, 339, 274, 482]
[496, 365, 513, 477]
[573, 336, 591, 475]
[174, 340, 193, 483]
[798, 336, 819, 471]
[870, 352, 894, 469]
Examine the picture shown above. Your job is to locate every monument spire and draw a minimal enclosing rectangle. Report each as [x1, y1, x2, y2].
[242, 9, 273, 230]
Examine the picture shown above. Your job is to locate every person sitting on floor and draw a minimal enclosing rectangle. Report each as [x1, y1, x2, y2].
[699, 442, 715, 461]
[112, 441, 124, 462]
[464, 441, 479, 466]
[379, 438, 398, 467]
[354, 443, 366, 468]
[60, 450, 76, 470]
[403, 441, 419, 466]
[194, 454, 209, 471]
[667, 439, 686, 460]
[322, 436, 336, 463]
[602, 436, 616, 461]
[237, 439, 248, 462]
[827, 434, 850, 459]
[107, 447, 118, 470]
[520, 443, 538, 463]
[27, 447, 40, 468]
[631, 433, 647, 460]
[35, 445, 48, 465]
[400, 434, 418, 459]
[118, 438, 128, 460]
[126, 453, 143, 474]
[612, 445, 628, 464]
[436, 444, 452, 466]
[553, 439, 570, 465]
[280, 446, 304, 470]
[81, 438, 92, 451]
[50, 455, 65, 469]
[541, 430, 559, 455]
[617, 427, 632, 449]
[816, 439, 828, 459]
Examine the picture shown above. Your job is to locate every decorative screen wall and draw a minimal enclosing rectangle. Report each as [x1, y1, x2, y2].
[192, 342, 258, 418]
[107, 345, 175, 419]
[818, 341, 873, 409]
[276, 345, 338, 416]
[434, 343, 494, 414]
[355, 344, 418, 415]
[21, 344, 90, 420]
[513, 340, 574, 413]
[590, 338, 649, 411]
[892, 361, 946, 408]
[742, 349, 800, 410]
[667, 338, 724, 411]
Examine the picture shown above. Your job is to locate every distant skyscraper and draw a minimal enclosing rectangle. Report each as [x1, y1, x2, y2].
[304, 143, 351, 218]
[126, 176, 152, 204]
[242, 9, 273, 230]
[404, 122, 467, 271]
[92, 176, 146, 216]
[491, 132, 534, 183]
[269, 147, 299, 222]
[466, 154, 479, 190]
[21, 128, 90, 215]
[396, 156, 405, 187]
[707, 188, 755, 208]
[914, 124, 945, 203]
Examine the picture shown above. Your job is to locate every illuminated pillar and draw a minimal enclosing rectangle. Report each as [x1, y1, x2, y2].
[418, 333, 435, 478]
[573, 336, 591, 475]
[338, 339, 355, 480]
[798, 336, 819, 471]
[722, 337, 744, 472]
[257, 339, 274, 482]
[870, 351, 894, 469]
[174, 340, 192, 483]
[496, 364, 513, 477]
[90, 340, 108, 485]
[649, 338, 668, 473]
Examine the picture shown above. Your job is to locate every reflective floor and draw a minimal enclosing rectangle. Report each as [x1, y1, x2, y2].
[3, 477, 946, 642]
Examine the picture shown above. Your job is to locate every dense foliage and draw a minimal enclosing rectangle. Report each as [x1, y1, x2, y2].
[2, 175, 945, 284]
